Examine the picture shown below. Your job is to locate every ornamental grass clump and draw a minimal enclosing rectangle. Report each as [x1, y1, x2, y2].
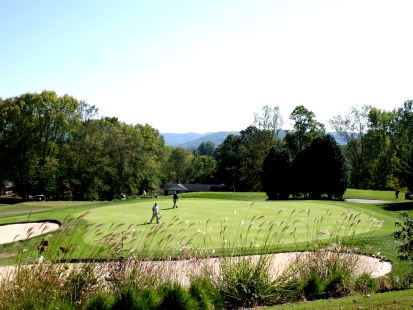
[216, 204, 300, 308]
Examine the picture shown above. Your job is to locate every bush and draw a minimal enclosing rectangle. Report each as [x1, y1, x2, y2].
[217, 256, 278, 309]
[188, 277, 225, 310]
[302, 274, 324, 300]
[324, 270, 352, 298]
[83, 291, 115, 310]
[133, 288, 162, 310]
[354, 273, 378, 295]
[158, 282, 200, 310]
[112, 289, 138, 310]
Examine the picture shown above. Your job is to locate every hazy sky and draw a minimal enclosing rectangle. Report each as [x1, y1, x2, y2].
[1, 0, 412, 133]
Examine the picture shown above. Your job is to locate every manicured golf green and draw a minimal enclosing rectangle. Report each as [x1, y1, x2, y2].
[74, 198, 396, 252]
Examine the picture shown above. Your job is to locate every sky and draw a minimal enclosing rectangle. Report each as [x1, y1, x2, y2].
[1, 0, 413, 134]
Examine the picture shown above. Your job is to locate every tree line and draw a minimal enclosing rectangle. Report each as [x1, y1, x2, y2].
[1, 91, 412, 200]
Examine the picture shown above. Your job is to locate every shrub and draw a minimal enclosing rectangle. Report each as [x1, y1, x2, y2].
[188, 277, 225, 310]
[354, 273, 378, 295]
[302, 274, 324, 300]
[112, 289, 138, 310]
[392, 211, 413, 264]
[83, 291, 115, 310]
[217, 255, 278, 309]
[376, 275, 402, 292]
[158, 282, 200, 310]
[133, 288, 162, 310]
[112, 287, 162, 310]
[324, 270, 353, 298]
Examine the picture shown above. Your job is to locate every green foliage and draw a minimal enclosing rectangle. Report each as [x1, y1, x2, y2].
[305, 134, 349, 199]
[329, 104, 369, 189]
[324, 270, 353, 298]
[189, 277, 225, 310]
[262, 147, 292, 199]
[158, 282, 201, 310]
[164, 147, 194, 184]
[301, 274, 324, 301]
[195, 141, 216, 157]
[285, 105, 325, 156]
[0, 92, 167, 201]
[263, 134, 349, 200]
[84, 291, 115, 310]
[393, 211, 413, 264]
[218, 256, 278, 309]
[215, 134, 243, 189]
[354, 273, 378, 295]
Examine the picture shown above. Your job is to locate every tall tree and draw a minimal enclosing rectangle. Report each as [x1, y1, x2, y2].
[0, 91, 83, 199]
[285, 105, 325, 156]
[329, 105, 369, 188]
[305, 134, 349, 199]
[262, 147, 292, 199]
[215, 134, 243, 190]
[365, 108, 397, 189]
[188, 155, 217, 183]
[239, 126, 277, 191]
[196, 141, 216, 157]
[164, 147, 193, 183]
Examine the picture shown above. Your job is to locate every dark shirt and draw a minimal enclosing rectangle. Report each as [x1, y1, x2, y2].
[173, 193, 178, 200]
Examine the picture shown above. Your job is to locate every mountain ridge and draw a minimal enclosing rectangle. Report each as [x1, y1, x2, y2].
[161, 131, 345, 148]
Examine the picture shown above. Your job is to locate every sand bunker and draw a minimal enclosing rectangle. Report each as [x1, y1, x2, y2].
[0, 221, 60, 245]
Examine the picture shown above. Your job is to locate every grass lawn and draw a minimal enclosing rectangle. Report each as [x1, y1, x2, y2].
[269, 288, 413, 309]
[0, 190, 411, 277]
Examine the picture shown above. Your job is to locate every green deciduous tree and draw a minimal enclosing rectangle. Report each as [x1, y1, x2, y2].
[196, 141, 216, 157]
[164, 147, 194, 184]
[261, 147, 292, 199]
[329, 105, 369, 189]
[285, 105, 325, 156]
[305, 134, 349, 199]
[0, 91, 83, 199]
[364, 107, 398, 189]
[215, 134, 243, 190]
[188, 155, 217, 183]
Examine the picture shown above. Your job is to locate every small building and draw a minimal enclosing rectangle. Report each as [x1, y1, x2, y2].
[163, 183, 232, 196]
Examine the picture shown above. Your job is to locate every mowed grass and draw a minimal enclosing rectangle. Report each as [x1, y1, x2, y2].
[0, 191, 407, 269]
[74, 197, 395, 254]
[269, 288, 413, 310]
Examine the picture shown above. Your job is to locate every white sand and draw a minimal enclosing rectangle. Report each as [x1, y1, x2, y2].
[0, 222, 60, 244]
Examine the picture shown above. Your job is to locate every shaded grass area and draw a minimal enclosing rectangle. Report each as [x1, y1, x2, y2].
[344, 189, 403, 201]
[269, 288, 413, 309]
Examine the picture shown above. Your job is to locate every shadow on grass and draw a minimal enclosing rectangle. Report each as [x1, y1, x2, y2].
[380, 201, 413, 211]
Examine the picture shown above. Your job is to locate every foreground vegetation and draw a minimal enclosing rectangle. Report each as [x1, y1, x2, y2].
[0, 190, 412, 309]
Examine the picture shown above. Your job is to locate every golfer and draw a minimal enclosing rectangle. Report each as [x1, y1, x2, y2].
[173, 191, 178, 208]
[150, 202, 160, 224]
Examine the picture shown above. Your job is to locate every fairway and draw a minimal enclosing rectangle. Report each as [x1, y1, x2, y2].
[76, 198, 394, 252]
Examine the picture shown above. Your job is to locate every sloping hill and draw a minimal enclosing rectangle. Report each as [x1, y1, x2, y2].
[177, 131, 240, 148]
[161, 132, 213, 146]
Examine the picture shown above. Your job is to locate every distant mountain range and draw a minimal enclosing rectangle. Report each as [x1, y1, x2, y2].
[161, 131, 346, 148]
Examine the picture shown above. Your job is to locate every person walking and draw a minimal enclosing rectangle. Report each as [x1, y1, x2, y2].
[150, 202, 160, 224]
[173, 191, 179, 208]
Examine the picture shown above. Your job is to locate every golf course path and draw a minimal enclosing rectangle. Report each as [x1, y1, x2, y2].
[345, 199, 392, 204]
